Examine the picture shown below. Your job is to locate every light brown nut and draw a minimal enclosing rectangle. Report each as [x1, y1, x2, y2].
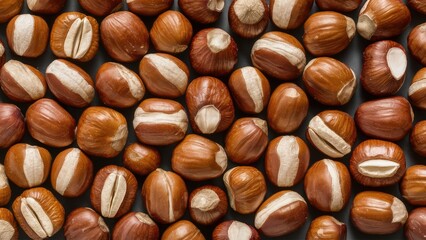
[409, 68, 426, 110]
[178, 0, 224, 24]
[64, 207, 109, 240]
[228, 0, 269, 38]
[112, 212, 159, 240]
[123, 142, 161, 176]
[161, 220, 205, 240]
[0, 103, 25, 148]
[189, 185, 228, 226]
[27, 0, 65, 14]
[409, 0, 426, 15]
[212, 220, 260, 240]
[270, 0, 313, 30]
[127, 0, 173, 16]
[0, 0, 23, 23]
[405, 207, 426, 240]
[78, 0, 122, 16]
[306, 215, 346, 240]
[315, 0, 361, 12]
[401, 165, 426, 206]
[0, 165, 11, 207]
[408, 23, 426, 67]
[0, 208, 18, 240]
[411, 121, 426, 157]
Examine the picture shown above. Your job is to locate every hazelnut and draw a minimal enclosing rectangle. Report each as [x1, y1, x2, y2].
[162, 220, 205, 240]
[142, 168, 188, 224]
[0, 0, 23, 23]
[304, 159, 351, 212]
[225, 118, 268, 165]
[405, 207, 426, 240]
[315, 0, 361, 12]
[172, 134, 227, 181]
[357, 0, 411, 40]
[361, 40, 407, 96]
[50, 148, 94, 197]
[254, 190, 308, 237]
[306, 215, 346, 240]
[64, 208, 109, 240]
[26, 98, 76, 148]
[303, 11, 355, 56]
[189, 185, 228, 225]
[228, 66, 270, 114]
[306, 110, 357, 158]
[213, 220, 260, 240]
[45, 59, 95, 108]
[0, 40, 5, 68]
[401, 165, 426, 206]
[228, 0, 269, 38]
[270, 0, 313, 30]
[411, 121, 426, 157]
[0, 103, 25, 148]
[408, 23, 426, 67]
[186, 76, 235, 134]
[350, 139, 406, 187]
[123, 142, 161, 176]
[127, 0, 173, 16]
[77, 106, 128, 158]
[90, 165, 138, 218]
[51, 12, 99, 62]
[409, 0, 426, 15]
[0, 164, 11, 207]
[113, 212, 159, 240]
[223, 166, 266, 214]
[139, 53, 189, 98]
[190, 28, 238, 76]
[78, 0, 122, 16]
[0, 208, 18, 240]
[96, 62, 145, 108]
[0, 60, 46, 102]
[150, 10, 193, 54]
[178, 0, 224, 24]
[27, 0, 65, 14]
[267, 83, 309, 133]
[351, 191, 408, 235]
[12, 187, 65, 239]
[265, 135, 310, 188]
[409, 68, 426, 110]
[133, 98, 188, 146]
[101, 11, 149, 62]
[6, 14, 49, 57]
[355, 96, 414, 141]
[4, 143, 52, 189]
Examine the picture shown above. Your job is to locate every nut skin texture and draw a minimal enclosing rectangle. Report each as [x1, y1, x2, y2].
[408, 23, 426, 67]
[128, 0, 173, 16]
[411, 121, 426, 157]
[50, 148, 93, 198]
[101, 11, 149, 62]
[178, 0, 224, 24]
[12, 187, 65, 240]
[78, 0, 122, 16]
[172, 134, 228, 181]
[0, 208, 18, 240]
[123, 142, 161, 176]
[0, 0, 23, 23]
[315, 0, 361, 12]
[113, 212, 159, 240]
[355, 96, 414, 141]
[267, 83, 309, 134]
[189, 185, 228, 226]
[0, 165, 11, 207]
[405, 208, 426, 240]
[212, 220, 260, 240]
[186, 76, 235, 134]
[409, 68, 426, 110]
[270, 0, 313, 30]
[306, 215, 346, 240]
[0, 103, 25, 148]
[142, 168, 188, 224]
[77, 106, 128, 158]
[409, 0, 426, 15]
[251, 31, 306, 81]
[350, 139, 406, 187]
[64, 208, 109, 240]
[90, 165, 138, 218]
[0, 40, 5, 68]
[303, 11, 356, 56]
[254, 190, 308, 237]
[228, 0, 269, 38]
[27, 0, 65, 14]
[304, 159, 351, 212]
[161, 220, 205, 240]
[350, 191, 408, 235]
[401, 165, 426, 206]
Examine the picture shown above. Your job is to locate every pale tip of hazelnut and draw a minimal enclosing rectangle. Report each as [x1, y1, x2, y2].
[208, 0, 225, 12]
[228, 221, 252, 238]
[215, 144, 228, 170]
[253, 118, 268, 135]
[386, 47, 407, 80]
[111, 124, 128, 151]
[337, 70, 356, 104]
[357, 14, 376, 40]
[207, 29, 231, 53]
[191, 189, 220, 211]
[357, 160, 400, 178]
[390, 197, 408, 224]
[135, 212, 155, 225]
[98, 217, 109, 233]
[233, 0, 265, 24]
[345, 16, 356, 40]
[194, 105, 221, 134]
[303, 59, 316, 75]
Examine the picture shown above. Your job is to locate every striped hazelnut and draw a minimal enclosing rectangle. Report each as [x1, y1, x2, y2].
[306, 216, 346, 240]
[64, 208, 109, 240]
[315, 0, 361, 12]
[127, 0, 173, 16]
[401, 165, 426, 206]
[123, 143, 161, 176]
[0, 208, 18, 240]
[189, 185, 228, 226]
[0, 0, 23, 23]
[411, 121, 426, 157]
[409, 0, 426, 15]
[78, 0, 122, 16]
[213, 220, 260, 240]
[0, 103, 25, 148]
[178, 0, 224, 24]
[270, 0, 313, 30]
[162, 220, 205, 240]
[113, 212, 159, 240]
[27, 0, 65, 14]
[228, 0, 269, 38]
[405, 207, 426, 240]
[409, 68, 426, 110]
[0, 164, 11, 207]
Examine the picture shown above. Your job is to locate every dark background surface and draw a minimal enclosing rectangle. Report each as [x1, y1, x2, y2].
[0, 0, 425, 239]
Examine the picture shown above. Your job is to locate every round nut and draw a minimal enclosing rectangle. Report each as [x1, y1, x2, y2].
[162, 220, 205, 240]
[228, 0, 269, 38]
[409, 0, 426, 15]
[178, 0, 224, 24]
[127, 0, 173, 16]
[112, 212, 159, 240]
[401, 165, 426, 206]
[409, 68, 426, 110]
[123, 142, 161, 176]
[213, 220, 260, 240]
[189, 185, 228, 226]
[315, 0, 361, 12]
[0, 103, 25, 148]
[411, 121, 426, 157]
[78, 0, 122, 16]
[64, 207, 109, 240]
[0, 0, 23, 23]
[405, 207, 426, 240]
[0, 164, 11, 207]
[0, 208, 18, 240]
[306, 215, 346, 240]
[27, 0, 65, 14]
[408, 23, 426, 66]
[270, 0, 313, 30]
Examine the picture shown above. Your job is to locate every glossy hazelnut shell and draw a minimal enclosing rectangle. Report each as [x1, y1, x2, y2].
[64, 208, 109, 240]
[401, 165, 426, 206]
[0, 103, 25, 148]
[123, 143, 161, 176]
[0, 208, 18, 240]
[112, 212, 159, 240]
[405, 207, 426, 240]
[128, 0, 173, 16]
[78, 0, 122, 16]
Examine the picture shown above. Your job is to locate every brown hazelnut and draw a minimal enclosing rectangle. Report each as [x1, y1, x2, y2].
[127, 0, 173, 16]
[401, 165, 426, 206]
[270, 0, 313, 30]
[213, 220, 260, 240]
[409, 68, 426, 110]
[411, 121, 426, 157]
[306, 215, 346, 240]
[78, 0, 122, 16]
[408, 23, 426, 67]
[0, 208, 18, 240]
[64, 207, 109, 240]
[123, 142, 161, 176]
[0, 103, 25, 148]
[90, 165, 138, 218]
[0, 164, 11, 207]
[228, 0, 269, 38]
[27, 0, 66, 14]
[254, 190, 308, 237]
[409, 0, 426, 15]
[178, 0, 224, 24]
[189, 185, 228, 226]
[315, 0, 361, 12]
[113, 212, 159, 240]
[0, 0, 23, 23]
[0, 40, 5, 68]
[405, 207, 426, 240]
[162, 220, 205, 240]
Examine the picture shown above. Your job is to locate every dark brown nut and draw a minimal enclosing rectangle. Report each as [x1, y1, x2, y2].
[303, 11, 356, 56]
[171, 134, 227, 181]
[304, 159, 351, 212]
[225, 118, 268, 165]
[0, 164, 11, 207]
[0, 40, 5, 68]
[0, 208, 18, 240]
[101, 11, 149, 62]
[142, 168, 188, 224]
[213, 220, 260, 240]
[303, 57, 357, 106]
[409, 0, 426, 15]
[315, 0, 361, 12]
[306, 215, 346, 240]
[96, 62, 145, 108]
[0, 60, 46, 102]
[405, 207, 426, 240]
[45, 59, 95, 108]
[12, 187, 65, 239]
[127, 0, 173, 16]
[306, 110, 357, 158]
[186, 76, 235, 134]
[123, 142, 161, 176]
[228, 0, 269, 38]
[251, 31, 306, 80]
[77, 106, 128, 158]
[0, 103, 25, 148]
[0, 0, 23, 23]
[223, 166, 266, 214]
[6, 14, 48, 58]
[350, 191, 408, 235]
[78, 0, 122, 16]
[50, 148, 93, 198]
[113, 212, 159, 240]
[228, 66, 270, 114]
[90, 165, 138, 218]
[4, 143, 51, 189]
[133, 98, 188, 146]
[411, 121, 426, 157]
[270, 0, 313, 30]
[254, 190, 308, 237]
[350, 139, 406, 187]
[265, 136, 310, 188]
[355, 96, 414, 141]
[27, 0, 66, 14]
[409, 68, 426, 110]
[162, 220, 205, 240]
[357, 0, 411, 41]
[139, 53, 189, 98]
[64, 208, 109, 240]
[189, 185, 228, 226]
[409, 23, 426, 67]
[401, 165, 426, 206]
[51, 12, 99, 62]
[178, 0, 224, 24]
[361, 40, 407, 96]
[267, 83, 309, 133]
